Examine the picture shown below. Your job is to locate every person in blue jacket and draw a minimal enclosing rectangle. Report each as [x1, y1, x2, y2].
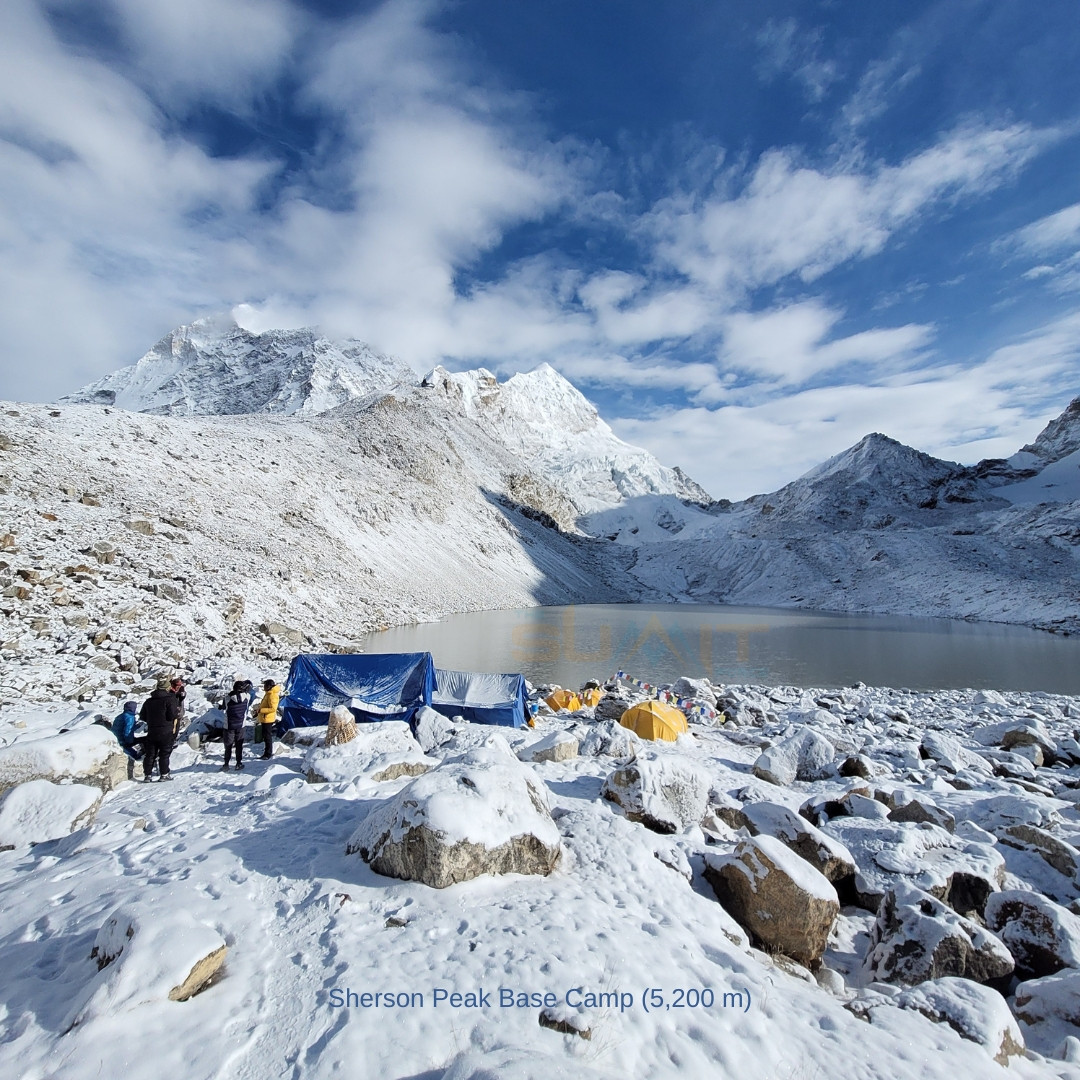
[111, 701, 140, 759]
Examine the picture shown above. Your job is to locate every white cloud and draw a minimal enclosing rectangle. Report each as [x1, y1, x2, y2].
[756, 18, 840, 104]
[649, 123, 1055, 300]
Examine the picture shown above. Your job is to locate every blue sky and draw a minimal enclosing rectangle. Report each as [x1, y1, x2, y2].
[2, 0, 1080, 497]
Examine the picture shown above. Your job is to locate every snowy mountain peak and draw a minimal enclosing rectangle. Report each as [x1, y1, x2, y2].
[61, 317, 415, 417]
[1019, 394, 1080, 465]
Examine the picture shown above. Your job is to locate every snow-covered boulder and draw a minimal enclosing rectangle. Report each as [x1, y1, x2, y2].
[740, 801, 856, 884]
[304, 720, 434, 784]
[920, 730, 987, 774]
[601, 756, 709, 834]
[671, 676, 716, 707]
[0, 726, 127, 795]
[997, 824, 1080, 880]
[887, 797, 956, 833]
[578, 719, 639, 760]
[65, 902, 227, 1031]
[1013, 970, 1080, 1056]
[413, 706, 455, 755]
[822, 817, 1006, 914]
[346, 747, 561, 888]
[519, 731, 578, 764]
[967, 793, 1064, 833]
[0, 780, 101, 848]
[704, 836, 839, 967]
[752, 728, 835, 786]
[863, 885, 1014, 986]
[984, 890, 1080, 980]
[893, 978, 1024, 1064]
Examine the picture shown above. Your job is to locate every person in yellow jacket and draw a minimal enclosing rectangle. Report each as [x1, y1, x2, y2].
[255, 679, 281, 759]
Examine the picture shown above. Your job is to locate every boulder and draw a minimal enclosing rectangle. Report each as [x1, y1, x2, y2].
[984, 890, 1080, 980]
[578, 719, 639, 760]
[997, 824, 1080, 880]
[753, 728, 836, 786]
[0, 726, 127, 796]
[752, 741, 797, 786]
[671, 676, 716, 707]
[305, 720, 433, 784]
[519, 731, 579, 764]
[863, 884, 1014, 986]
[740, 801, 856, 884]
[0, 780, 101, 848]
[65, 903, 227, 1030]
[704, 835, 839, 967]
[601, 756, 709, 834]
[892, 978, 1024, 1065]
[887, 797, 956, 833]
[413, 706, 455, 754]
[1012, 970, 1080, 1056]
[822, 817, 1005, 914]
[347, 746, 561, 888]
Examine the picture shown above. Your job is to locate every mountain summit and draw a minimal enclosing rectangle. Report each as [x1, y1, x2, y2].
[61, 316, 415, 416]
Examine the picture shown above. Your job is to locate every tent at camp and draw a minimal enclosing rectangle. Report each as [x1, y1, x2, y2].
[545, 688, 581, 712]
[580, 687, 605, 708]
[619, 700, 688, 742]
[431, 668, 528, 728]
[279, 652, 436, 729]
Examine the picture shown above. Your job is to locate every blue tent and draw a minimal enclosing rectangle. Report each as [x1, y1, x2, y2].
[280, 652, 436, 729]
[430, 668, 528, 728]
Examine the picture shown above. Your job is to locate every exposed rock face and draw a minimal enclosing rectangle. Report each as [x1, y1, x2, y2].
[0, 727, 128, 796]
[863, 885, 1014, 986]
[704, 835, 839, 967]
[601, 756, 709, 834]
[347, 746, 561, 889]
[752, 728, 835, 786]
[892, 979, 1024, 1064]
[984, 890, 1080, 980]
[739, 801, 856, 884]
[888, 797, 956, 833]
[519, 731, 579, 763]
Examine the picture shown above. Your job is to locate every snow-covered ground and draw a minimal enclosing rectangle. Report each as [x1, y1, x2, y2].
[2, 679, 1079, 1079]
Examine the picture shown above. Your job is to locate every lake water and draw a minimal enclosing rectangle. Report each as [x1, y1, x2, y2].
[356, 604, 1080, 694]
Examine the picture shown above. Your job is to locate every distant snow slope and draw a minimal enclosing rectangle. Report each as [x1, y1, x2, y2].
[61, 315, 416, 416]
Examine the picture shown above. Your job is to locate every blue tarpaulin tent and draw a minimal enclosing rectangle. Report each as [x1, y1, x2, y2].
[280, 652, 436, 729]
[430, 668, 528, 728]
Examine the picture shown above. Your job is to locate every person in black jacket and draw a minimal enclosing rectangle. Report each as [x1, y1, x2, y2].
[222, 680, 252, 771]
[141, 676, 181, 782]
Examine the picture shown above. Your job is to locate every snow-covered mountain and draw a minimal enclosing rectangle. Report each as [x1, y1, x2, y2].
[421, 364, 708, 512]
[61, 315, 416, 416]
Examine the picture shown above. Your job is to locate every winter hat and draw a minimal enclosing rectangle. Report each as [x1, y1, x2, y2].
[156, 676, 171, 691]
[124, 701, 137, 713]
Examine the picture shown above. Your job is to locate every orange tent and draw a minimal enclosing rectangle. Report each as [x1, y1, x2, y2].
[545, 689, 582, 712]
[580, 687, 605, 707]
[619, 700, 688, 742]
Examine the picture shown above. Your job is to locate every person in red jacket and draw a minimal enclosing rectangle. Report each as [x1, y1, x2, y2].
[141, 676, 181, 781]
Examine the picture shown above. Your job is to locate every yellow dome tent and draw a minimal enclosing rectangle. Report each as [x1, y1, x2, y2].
[619, 700, 688, 742]
[580, 687, 605, 707]
[546, 689, 582, 712]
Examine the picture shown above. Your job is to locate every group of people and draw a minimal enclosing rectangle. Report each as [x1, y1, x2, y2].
[110, 675, 281, 781]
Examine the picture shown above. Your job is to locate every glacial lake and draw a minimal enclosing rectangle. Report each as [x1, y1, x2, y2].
[356, 604, 1080, 694]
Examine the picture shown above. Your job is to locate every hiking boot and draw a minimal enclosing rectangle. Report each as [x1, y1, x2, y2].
[161, 774, 174, 782]
[236, 762, 245, 770]
[143, 777, 154, 783]
[221, 764, 230, 771]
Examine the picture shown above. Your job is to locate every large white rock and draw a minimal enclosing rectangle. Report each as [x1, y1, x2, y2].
[984, 890, 1080, 980]
[893, 978, 1024, 1064]
[0, 727, 127, 795]
[1013, 970, 1080, 1057]
[0, 780, 101, 848]
[601, 756, 709, 834]
[704, 835, 839, 967]
[64, 902, 227, 1031]
[305, 720, 434, 784]
[413, 706, 456, 754]
[822, 817, 1005, 914]
[753, 728, 836, 786]
[347, 746, 561, 888]
[863, 884, 1014, 986]
[740, 801, 855, 884]
[519, 730, 579, 764]
[578, 719, 639, 760]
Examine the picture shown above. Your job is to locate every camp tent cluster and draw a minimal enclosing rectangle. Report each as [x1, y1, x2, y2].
[280, 653, 528, 730]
